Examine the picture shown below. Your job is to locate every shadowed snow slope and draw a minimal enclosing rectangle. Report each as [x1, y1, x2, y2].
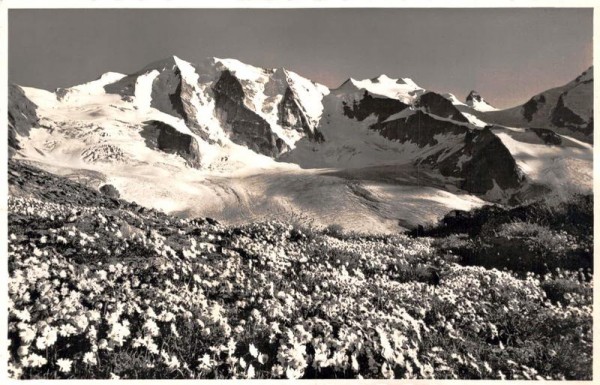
[8, 57, 593, 232]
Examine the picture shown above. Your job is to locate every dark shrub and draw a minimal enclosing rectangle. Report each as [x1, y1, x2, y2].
[100, 184, 120, 199]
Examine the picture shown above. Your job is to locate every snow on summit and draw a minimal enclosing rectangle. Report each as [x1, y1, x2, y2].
[335, 74, 424, 103]
[465, 90, 497, 112]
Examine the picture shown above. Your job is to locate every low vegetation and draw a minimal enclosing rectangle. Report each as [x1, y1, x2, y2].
[415, 195, 593, 274]
[7, 161, 593, 379]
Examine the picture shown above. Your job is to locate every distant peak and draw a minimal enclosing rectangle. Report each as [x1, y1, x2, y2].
[397, 77, 418, 87]
[337, 78, 359, 88]
[465, 90, 497, 111]
[466, 90, 483, 103]
[371, 74, 393, 83]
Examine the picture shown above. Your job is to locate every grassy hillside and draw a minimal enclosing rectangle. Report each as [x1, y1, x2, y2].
[7, 161, 592, 379]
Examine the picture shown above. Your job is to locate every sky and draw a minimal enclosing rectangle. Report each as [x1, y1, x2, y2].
[8, 8, 593, 109]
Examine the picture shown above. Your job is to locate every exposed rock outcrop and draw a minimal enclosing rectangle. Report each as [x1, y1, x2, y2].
[447, 128, 523, 194]
[342, 91, 409, 122]
[213, 70, 288, 157]
[8, 84, 39, 154]
[522, 94, 546, 122]
[417, 92, 469, 122]
[278, 87, 324, 142]
[371, 110, 468, 147]
[550, 94, 590, 135]
[371, 114, 523, 195]
[530, 127, 562, 145]
[142, 120, 202, 168]
[466, 90, 483, 104]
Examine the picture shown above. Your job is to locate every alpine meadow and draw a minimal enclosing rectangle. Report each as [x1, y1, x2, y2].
[5, 7, 594, 381]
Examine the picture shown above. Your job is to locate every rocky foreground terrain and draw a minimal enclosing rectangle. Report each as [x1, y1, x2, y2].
[7, 160, 592, 379]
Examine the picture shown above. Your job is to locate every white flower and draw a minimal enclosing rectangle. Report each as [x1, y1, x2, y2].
[285, 366, 303, 379]
[351, 354, 359, 372]
[107, 322, 130, 346]
[83, 352, 97, 365]
[19, 325, 36, 343]
[247, 364, 256, 379]
[24, 353, 47, 368]
[162, 353, 180, 370]
[249, 343, 259, 358]
[13, 309, 31, 322]
[271, 364, 285, 377]
[36, 328, 58, 350]
[258, 353, 268, 365]
[56, 358, 73, 373]
[88, 310, 101, 322]
[198, 354, 213, 371]
[143, 319, 160, 337]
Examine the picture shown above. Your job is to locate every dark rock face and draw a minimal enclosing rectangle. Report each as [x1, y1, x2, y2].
[213, 70, 288, 157]
[371, 110, 469, 147]
[8, 84, 39, 152]
[342, 91, 409, 122]
[417, 92, 469, 123]
[103, 74, 137, 99]
[372, 114, 523, 195]
[530, 127, 562, 145]
[150, 68, 187, 119]
[100, 184, 120, 199]
[428, 127, 523, 194]
[550, 94, 590, 135]
[466, 90, 483, 104]
[522, 94, 546, 122]
[143, 120, 202, 168]
[454, 128, 523, 194]
[278, 87, 324, 142]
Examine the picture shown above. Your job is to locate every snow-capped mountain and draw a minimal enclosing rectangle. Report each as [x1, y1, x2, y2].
[7, 56, 593, 232]
[465, 90, 497, 112]
[471, 66, 594, 142]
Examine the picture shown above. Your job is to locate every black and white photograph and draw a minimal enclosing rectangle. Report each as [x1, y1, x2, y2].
[3, 2, 596, 381]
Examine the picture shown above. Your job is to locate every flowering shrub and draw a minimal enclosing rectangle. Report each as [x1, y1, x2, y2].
[7, 194, 592, 379]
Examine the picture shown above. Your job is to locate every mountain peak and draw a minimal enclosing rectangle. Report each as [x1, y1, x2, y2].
[466, 90, 483, 103]
[371, 74, 393, 83]
[465, 90, 497, 112]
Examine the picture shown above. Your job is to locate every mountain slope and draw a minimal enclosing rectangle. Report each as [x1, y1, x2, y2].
[7, 56, 593, 231]
[472, 67, 593, 142]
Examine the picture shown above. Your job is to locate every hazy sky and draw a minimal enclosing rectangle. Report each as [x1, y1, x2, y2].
[9, 8, 593, 108]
